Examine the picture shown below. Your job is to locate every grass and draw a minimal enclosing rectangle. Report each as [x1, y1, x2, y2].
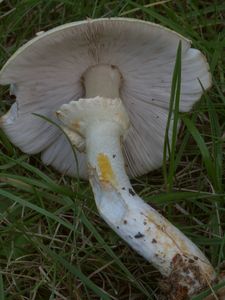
[0, 1, 224, 299]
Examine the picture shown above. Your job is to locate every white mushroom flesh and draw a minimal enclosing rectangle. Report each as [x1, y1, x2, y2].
[57, 65, 215, 297]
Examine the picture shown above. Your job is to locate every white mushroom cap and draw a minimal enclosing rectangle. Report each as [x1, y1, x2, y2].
[0, 18, 211, 178]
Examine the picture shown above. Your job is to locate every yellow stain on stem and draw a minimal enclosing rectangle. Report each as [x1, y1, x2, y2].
[97, 153, 117, 187]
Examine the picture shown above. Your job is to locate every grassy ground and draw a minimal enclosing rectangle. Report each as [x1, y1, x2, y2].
[0, 1, 225, 299]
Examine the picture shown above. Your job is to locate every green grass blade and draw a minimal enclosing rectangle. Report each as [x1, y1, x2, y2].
[0, 188, 150, 297]
[0, 272, 4, 300]
[33, 113, 80, 182]
[163, 41, 182, 191]
[204, 93, 222, 193]
[210, 35, 225, 75]
[127, 0, 199, 39]
[0, 189, 75, 231]
[0, 172, 73, 196]
[181, 115, 215, 184]
[41, 245, 112, 300]
[191, 280, 225, 300]
[0, 129, 14, 156]
[148, 191, 224, 204]
[79, 212, 150, 297]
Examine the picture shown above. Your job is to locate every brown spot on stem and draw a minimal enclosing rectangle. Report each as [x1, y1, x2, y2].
[129, 188, 135, 196]
[152, 238, 157, 244]
[71, 121, 80, 131]
[10, 94, 16, 100]
[134, 232, 145, 239]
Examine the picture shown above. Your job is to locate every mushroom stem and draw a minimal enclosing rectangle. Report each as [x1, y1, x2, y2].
[57, 65, 216, 298]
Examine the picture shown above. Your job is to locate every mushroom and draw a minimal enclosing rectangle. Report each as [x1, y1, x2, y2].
[0, 18, 216, 298]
